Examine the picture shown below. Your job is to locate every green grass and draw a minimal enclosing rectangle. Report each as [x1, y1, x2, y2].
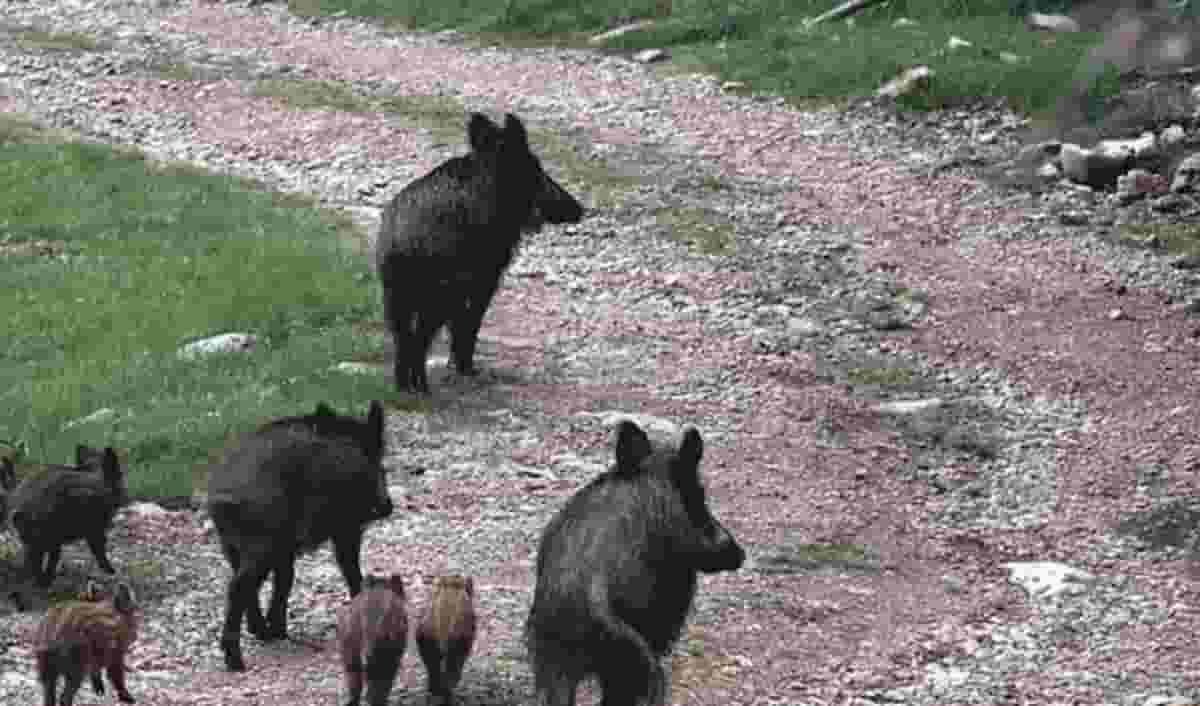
[13, 28, 106, 53]
[846, 365, 916, 388]
[1117, 223, 1200, 257]
[0, 136, 394, 501]
[287, 0, 1112, 115]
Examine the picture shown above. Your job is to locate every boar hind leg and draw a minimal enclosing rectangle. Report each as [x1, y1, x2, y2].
[221, 546, 272, 671]
[25, 545, 49, 587]
[221, 542, 268, 639]
[56, 652, 86, 706]
[343, 650, 365, 706]
[416, 633, 445, 699]
[262, 553, 296, 641]
[363, 642, 403, 706]
[85, 532, 116, 574]
[107, 661, 135, 703]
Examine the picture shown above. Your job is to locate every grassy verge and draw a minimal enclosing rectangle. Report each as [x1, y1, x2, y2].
[288, 0, 1110, 115]
[0, 119, 392, 501]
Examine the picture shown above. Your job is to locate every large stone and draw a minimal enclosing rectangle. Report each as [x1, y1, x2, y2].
[1097, 132, 1157, 161]
[1171, 152, 1200, 193]
[877, 66, 933, 100]
[177, 332, 258, 360]
[588, 20, 656, 44]
[1059, 143, 1130, 189]
[1005, 561, 1096, 599]
[1026, 12, 1080, 33]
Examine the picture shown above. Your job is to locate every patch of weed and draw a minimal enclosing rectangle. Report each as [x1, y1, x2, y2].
[1116, 223, 1200, 257]
[14, 28, 106, 53]
[253, 79, 373, 112]
[846, 365, 916, 388]
[653, 206, 736, 255]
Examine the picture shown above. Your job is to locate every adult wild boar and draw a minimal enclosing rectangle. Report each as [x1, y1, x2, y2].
[526, 421, 745, 706]
[208, 400, 394, 671]
[376, 112, 584, 395]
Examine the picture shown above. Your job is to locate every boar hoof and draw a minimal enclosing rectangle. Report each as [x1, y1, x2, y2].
[221, 638, 246, 672]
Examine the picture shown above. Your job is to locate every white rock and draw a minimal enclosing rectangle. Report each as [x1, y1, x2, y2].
[1027, 12, 1080, 33]
[1160, 124, 1187, 148]
[124, 501, 169, 518]
[588, 20, 656, 44]
[1059, 143, 1129, 188]
[65, 407, 117, 428]
[1005, 561, 1096, 599]
[1097, 132, 1157, 160]
[1037, 162, 1061, 179]
[877, 66, 933, 99]
[997, 51, 1027, 65]
[946, 36, 972, 51]
[632, 48, 669, 64]
[874, 398, 943, 415]
[787, 317, 824, 337]
[177, 332, 258, 360]
[892, 17, 917, 28]
[1142, 696, 1198, 706]
[332, 361, 378, 375]
[1171, 153, 1200, 193]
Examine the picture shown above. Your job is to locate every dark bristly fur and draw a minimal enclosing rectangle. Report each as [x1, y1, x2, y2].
[34, 582, 140, 706]
[337, 573, 409, 706]
[9, 446, 128, 588]
[525, 421, 745, 706]
[416, 575, 477, 706]
[375, 111, 584, 395]
[207, 401, 394, 672]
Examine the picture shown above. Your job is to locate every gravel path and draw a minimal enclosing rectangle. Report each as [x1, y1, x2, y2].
[2, 1, 1200, 705]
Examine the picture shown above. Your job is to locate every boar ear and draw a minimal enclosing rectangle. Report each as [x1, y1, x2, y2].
[113, 583, 136, 613]
[366, 401, 385, 454]
[0, 457, 15, 491]
[677, 426, 704, 468]
[82, 579, 103, 602]
[388, 574, 405, 596]
[101, 447, 121, 478]
[468, 113, 502, 153]
[314, 402, 336, 417]
[75, 444, 94, 467]
[614, 421, 652, 473]
[464, 576, 475, 595]
[503, 113, 529, 150]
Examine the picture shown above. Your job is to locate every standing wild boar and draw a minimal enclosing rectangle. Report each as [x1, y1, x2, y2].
[34, 580, 140, 706]
[375, 111, 584, 395]
[526, 421, 745, 706]
[207, 400, 394, 672]
[336, 573, 409, 706]
[415, 574, 477, 706]
[9, 445, 128, 588]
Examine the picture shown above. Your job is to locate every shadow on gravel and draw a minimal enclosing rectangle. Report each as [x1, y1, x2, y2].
[1116, 499, 1200, 553]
